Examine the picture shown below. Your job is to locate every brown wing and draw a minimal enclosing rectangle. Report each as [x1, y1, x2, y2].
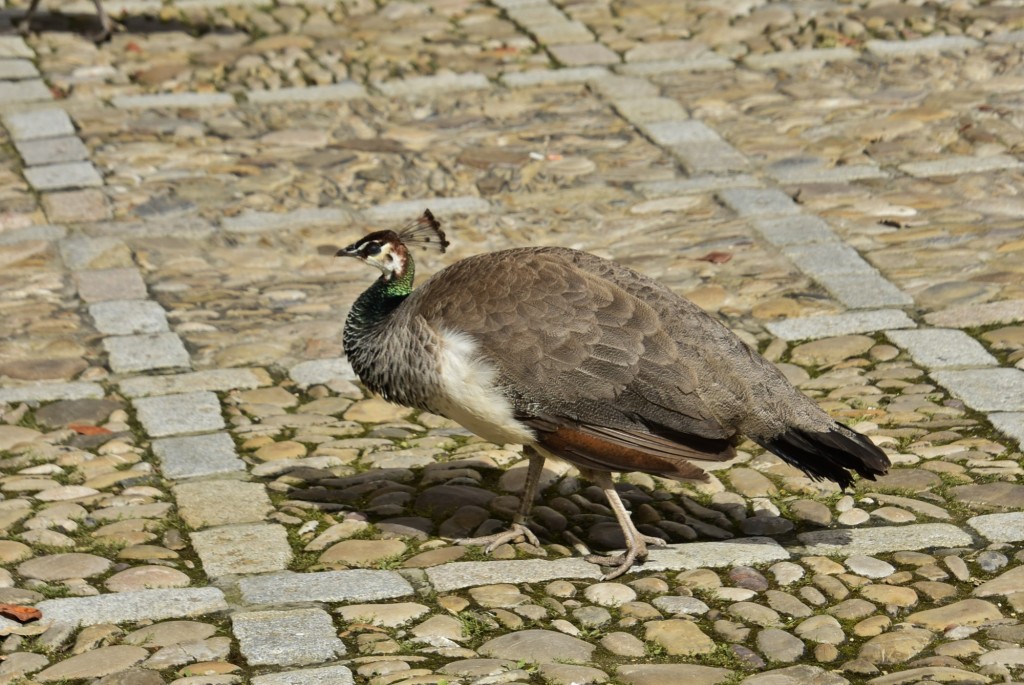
[408, 247, 738, 473]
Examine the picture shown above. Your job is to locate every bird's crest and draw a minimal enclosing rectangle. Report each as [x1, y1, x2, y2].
[397, 209, 449, 253]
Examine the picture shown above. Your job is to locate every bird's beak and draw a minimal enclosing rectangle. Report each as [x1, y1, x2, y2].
[336, 244, 359, 258]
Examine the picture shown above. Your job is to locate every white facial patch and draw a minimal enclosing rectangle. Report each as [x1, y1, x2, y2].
[432, 328, 536, 447]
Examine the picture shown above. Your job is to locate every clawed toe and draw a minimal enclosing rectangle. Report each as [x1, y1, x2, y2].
[453, 522, 540, 553]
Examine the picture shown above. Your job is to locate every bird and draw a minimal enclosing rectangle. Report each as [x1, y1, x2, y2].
[338, 210, 890, 579]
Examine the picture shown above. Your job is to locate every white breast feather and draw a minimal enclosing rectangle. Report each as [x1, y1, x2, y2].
[433, 329, 536, 446]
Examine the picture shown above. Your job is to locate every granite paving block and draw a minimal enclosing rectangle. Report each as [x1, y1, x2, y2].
[641, 119, 720, 146]
[0, 36, 34, 58]
[797, 523, 973, 555]
[782, 243, 878, 277]
[968, 512, 1024, 543]
[766, 310, 916, 341]
[752, 215, 838, 246]
[374, 71, 489, 97]
[24, 161, 103, 191]
[174, 480, 273, 528]
[42, 188, 111, 224]
[427, 558, 604, 592]
[288, 358, 356, 387]
[220, 207, 350, 234]
[0, 224, 66, 245]
[252, 665, 354, 685]
[111, 92, 235, 108]
[615, 55, 733, 75]
[643, 538, 789, 573]
[364, 196, 491, 223]
[501, 66, 609, 87]
[899, 154, 1022, 178]
[769, 164, 888, 184]
[103, 332, 190, 373]
[74, 268, 147, 302]
[610, 97, 688, 125]
[133, 391, 225, 437]
[0, 79, 52, 103]
[886, 329, 998, 369]
[745, 47, 858, 69]
[638, 175, 761, 197]
[119, 368, 272, 398]
[0, 59, 39, 80]
[0, 382, 104, 403]
[60, 236, 132, 270]
[36, 588, 227, 627]
[15, 136, 89, 166]
[719, 188, 801, 217]
[246, 82, 366, 103]
[816, 273, 915, 309]
[866, 35, 981, 56]
[931, 369, 1024, 412]
[671, 140, 750, 174]
[190, 523, 291, 576]
[989, 412, 1024, 448]
[239, 570, 414, 604]
[89, 300, 169, 335]
[232, 608, 345, 666]
[548, 42, 620, 66]
[2, 108, 74, 140]
[152, 432, 246, 479]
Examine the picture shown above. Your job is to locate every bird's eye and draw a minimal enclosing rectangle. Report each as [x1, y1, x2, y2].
[364, 243, 382, 256]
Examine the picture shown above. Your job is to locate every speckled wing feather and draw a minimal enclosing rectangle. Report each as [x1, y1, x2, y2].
[408, 246, 742, 473]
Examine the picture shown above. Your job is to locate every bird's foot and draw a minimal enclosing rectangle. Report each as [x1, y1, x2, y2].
[453, 522, 540, 554]
[585, 533, 667, 580]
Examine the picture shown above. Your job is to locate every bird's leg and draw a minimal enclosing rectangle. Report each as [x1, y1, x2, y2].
[16, 0, 44, 35]
[583, 470, 667, 580]
[453, 447, 544, 552]
[88, 0, 114, 42]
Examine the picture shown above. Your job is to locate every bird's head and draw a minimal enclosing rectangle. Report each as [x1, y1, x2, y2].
[337, 209, 449, 282]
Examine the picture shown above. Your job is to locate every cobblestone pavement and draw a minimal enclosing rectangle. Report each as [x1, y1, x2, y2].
[1, 0, 1024, 684]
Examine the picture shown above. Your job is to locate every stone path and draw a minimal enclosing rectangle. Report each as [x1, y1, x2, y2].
[1, 1, 1024, 684]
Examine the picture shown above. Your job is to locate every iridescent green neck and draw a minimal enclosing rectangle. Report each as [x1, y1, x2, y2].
[343, 254, 415, 359]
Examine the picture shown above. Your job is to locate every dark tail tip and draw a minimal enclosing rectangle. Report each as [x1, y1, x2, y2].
[757, 424, 890, 490]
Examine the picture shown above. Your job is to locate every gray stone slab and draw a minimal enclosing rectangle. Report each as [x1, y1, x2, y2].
[501, 66, 609, 87]
[153, 432, 245, 479]
[232, 608, 345, 667]
[24, 162, 103, 191]
[931, 368, 1024, 412]
[288, 358, 356, 387]
[119, 368, 272, 398]
[60, 236, 131, 270]
[363, 196, 491, 223]
[796, 523, 973, 555]
[766, 310, 916, 341]
[111, 92, 235, 109]
[0, 36, 34, 58]
[89, 216, 216, 239]
[899, 154, 1022, 178]
[239, 570, 414, 605]
[816, 273, 915, 309]
[221, 207, 351, 234]
[924, 299, 1024, 328]
[252, 665, 354, 685]
[15, 136, 89, 166]
[615, 55, 734, 75]
[74, 268, 147, 303]
[783, 243, 877, 277]
[752, 215, 838, 246]
[375, 72, 489, 97]
[133, 391, 225, 437]
[0, 59, 39, 80]
[610, 97, 688, 125]
[719, 188, 801, 217]
[103, 332, 190, 373]
[89, 300, 169, 335]
[968, 512, 1024, 543]
[36, 588, 227, 627]
[638, 175, 762, 197]
[191, 523, 291, 577]
[866, 35, 981, 56]
[548, 42, 619, 66]
[643, 538, 789, 572]
[989, 412, 1024, 449]
[0, 79, 52, 104]
[671, 140, 750, 174]
[641, 119, 720, 146]
[745, 47, 858, 69]
[0, 382, 104, 403]
[246, 82, 367, 104]
[174, 480, 273, 529]
[427, 558, 604, 592]
[886, 329, 998, 369]
[770, 164, 888, 184]
[0, 224, 66, 245]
